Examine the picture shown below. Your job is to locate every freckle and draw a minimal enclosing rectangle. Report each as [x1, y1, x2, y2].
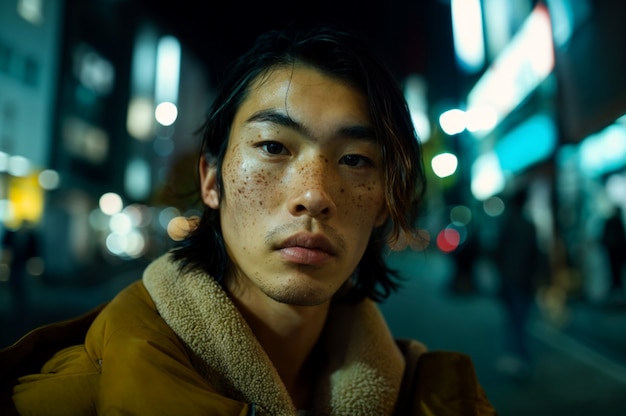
[340, 188, 345, 193]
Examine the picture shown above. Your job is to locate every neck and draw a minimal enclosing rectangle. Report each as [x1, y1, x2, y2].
[227, 284, 330, 409]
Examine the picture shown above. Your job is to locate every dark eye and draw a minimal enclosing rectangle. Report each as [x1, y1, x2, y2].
[340, 154, 369, 167]
[261, 142, 287, 155]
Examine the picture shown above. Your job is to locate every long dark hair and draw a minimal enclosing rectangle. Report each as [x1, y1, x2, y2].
[171, 26, 426, 303]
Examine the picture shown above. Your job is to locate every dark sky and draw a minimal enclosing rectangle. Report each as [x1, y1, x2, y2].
[136, 0, 437, 81]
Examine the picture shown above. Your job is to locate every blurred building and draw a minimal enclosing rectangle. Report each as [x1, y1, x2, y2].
[427, 0, 626, 309]
[0, 0, 211, 283]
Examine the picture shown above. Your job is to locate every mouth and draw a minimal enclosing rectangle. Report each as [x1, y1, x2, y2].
[276, 233, 337, 266]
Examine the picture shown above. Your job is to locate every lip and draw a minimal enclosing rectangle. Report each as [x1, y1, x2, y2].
[276, 233, 337, 266]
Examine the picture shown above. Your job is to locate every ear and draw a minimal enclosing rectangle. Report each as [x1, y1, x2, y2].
[374, 204, 389, 228]
[199, 155, 220, 209]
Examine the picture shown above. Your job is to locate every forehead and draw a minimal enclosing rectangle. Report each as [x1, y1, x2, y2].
[235, 64, 372, 128]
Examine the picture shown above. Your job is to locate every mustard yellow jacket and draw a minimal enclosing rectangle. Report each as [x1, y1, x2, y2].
[0, 254, 496, 415]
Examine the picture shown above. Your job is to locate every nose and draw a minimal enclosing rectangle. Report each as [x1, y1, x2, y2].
[288, 162, 337, 220]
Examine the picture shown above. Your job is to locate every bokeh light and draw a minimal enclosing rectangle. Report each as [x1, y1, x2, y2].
[436, 227, 461, 252]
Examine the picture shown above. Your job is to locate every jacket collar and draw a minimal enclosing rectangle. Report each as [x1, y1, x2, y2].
[143, 254, 404, 415]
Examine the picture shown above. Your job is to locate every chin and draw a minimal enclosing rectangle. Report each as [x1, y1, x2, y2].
[267, 286, 334, 307]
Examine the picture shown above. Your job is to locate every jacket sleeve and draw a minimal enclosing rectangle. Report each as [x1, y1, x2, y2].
[395, 340, 497, 416]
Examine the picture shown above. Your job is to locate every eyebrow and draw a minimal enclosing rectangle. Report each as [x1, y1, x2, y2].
[246, 109, 375, 142]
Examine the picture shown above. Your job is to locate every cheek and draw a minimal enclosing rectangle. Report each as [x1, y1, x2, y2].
[342, 180, 385, 224]
[222, 152, 277, 221]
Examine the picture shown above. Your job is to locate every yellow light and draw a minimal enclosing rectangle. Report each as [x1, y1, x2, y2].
[6, 172, 44, 227]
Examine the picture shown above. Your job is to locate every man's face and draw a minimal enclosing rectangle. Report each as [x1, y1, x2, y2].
[202, 64, 388, 307]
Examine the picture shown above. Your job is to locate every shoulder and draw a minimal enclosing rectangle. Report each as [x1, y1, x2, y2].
[93, 279, 158, 328]
[395, 340, 497, 416]
[86, 280, 183, 356]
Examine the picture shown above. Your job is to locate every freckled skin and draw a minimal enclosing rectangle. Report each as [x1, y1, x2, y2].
[214, 65, 388, 307]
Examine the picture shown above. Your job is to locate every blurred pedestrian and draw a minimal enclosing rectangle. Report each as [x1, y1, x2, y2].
[601, 205, 626, 300]
[1, 221, 39, 338]
[450, 223, 479, 294]
[493, 189, 542, 379]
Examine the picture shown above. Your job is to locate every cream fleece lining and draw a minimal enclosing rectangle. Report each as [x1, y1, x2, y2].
[143, 254, 405, 416]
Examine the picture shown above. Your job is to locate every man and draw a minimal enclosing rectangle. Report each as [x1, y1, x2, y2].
[1, 27, 495, 415]
[494, 188, 542, 379]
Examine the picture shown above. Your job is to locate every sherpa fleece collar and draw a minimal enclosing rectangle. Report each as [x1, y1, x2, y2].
[142, 254, 405, 416]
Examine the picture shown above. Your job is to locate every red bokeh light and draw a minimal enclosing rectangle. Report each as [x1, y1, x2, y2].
[436, 228, 460, 253]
